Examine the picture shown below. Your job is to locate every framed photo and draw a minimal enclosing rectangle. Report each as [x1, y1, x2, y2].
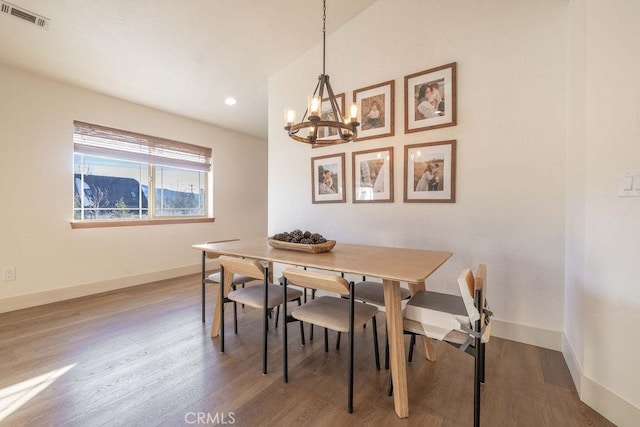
[353, 80, 394, 141]
[352, 147, 394, 203]
[404, 140, 456, 203]
[404, 62, 456, 133]
[313, 93, 346, 147]
[312, 153, 346, 203]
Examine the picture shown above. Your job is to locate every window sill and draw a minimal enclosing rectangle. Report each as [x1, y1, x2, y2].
[70, 217, 215, 229]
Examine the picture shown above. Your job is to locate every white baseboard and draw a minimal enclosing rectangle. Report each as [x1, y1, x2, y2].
[491, 318, 562, 351]
[562, 334, 639, 427]
[0, 264, 202, 314]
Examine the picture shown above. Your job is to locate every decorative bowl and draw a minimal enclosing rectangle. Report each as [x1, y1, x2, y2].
[267, 238, 336, 253]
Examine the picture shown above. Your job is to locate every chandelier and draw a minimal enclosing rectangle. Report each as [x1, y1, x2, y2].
[284, 0, 359, 145]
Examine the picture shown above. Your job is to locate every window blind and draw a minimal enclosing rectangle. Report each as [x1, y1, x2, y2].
[73, 121, 212, 172]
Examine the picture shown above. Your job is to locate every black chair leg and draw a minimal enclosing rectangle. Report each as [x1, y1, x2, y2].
[220, 276, 225, 353]
[385, 329, 389, 370]
[283, 279, 288, 383]
[233, 302, 238, 334]
[266, 310, 270, 332]
[201, 251, 206, 323]
[324, 328, 329, 353]
[480, 342, 486, 383]
[336, 331, 341, 350]
[299, 320, 306, 346]
[473, 331, 482, 427]
[275, 305, 280, 328]
[348, 330, 354, 413]
[202, 281, 206, 323]
[309, 289, 317, 341]
[347, 284, 354, 414]
[408, 333, 416, 363]
[372, 316, 380, 371]
[263, 275, 269, 375]
[296, 298, 305, 346]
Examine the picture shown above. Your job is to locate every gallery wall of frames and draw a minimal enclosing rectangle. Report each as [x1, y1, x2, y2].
[310, 62, 457, 204]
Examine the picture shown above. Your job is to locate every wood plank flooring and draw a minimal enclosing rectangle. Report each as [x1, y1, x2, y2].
[0, 274, 613, 426]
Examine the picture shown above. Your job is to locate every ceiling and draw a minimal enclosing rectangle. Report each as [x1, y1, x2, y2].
[0, 0, 377, 139]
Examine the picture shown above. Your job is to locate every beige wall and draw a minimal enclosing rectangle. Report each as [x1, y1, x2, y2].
[0, 64, 268, 311]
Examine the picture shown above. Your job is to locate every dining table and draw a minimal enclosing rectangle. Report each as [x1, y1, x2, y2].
[192, 237, 452, 419]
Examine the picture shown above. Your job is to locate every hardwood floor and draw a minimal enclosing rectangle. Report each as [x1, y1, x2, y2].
[0, 275, 613, 426]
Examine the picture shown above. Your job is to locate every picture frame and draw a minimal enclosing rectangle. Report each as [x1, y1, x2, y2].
[404, 140, 456, 203]
[404, 62, 456, 133]
[353, 80, 394, 141]
[312, 153, 346, 204]
[352, 147, 394, 203]
[313, 93, 346, 147]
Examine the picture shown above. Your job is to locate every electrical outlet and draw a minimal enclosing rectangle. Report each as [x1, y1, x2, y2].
[2, 267, 16, 281]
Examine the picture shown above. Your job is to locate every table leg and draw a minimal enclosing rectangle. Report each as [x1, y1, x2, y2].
[211, 270, 234, 338]
[383, 279, 409, 418]
[408, 282, 437, 362]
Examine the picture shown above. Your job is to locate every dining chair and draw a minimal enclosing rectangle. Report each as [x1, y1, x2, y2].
[388, 264, 492, 427]
[201, 239, 257, 326]
[279, 268, 325, 342]
[218, 256, 303, 375]
[352, 276, 411, 369]
[281, 268, 380, 413]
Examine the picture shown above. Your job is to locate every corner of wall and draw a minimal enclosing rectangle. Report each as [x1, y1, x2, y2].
[563, 333, 640, 427]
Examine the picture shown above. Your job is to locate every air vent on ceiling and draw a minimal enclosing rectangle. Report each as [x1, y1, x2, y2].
[0, 1, 49, 29]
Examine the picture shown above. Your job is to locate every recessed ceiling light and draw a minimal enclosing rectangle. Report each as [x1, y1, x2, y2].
[225, 97, 236, 106]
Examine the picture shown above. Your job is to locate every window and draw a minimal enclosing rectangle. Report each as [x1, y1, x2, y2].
[73, 121, 212, 224]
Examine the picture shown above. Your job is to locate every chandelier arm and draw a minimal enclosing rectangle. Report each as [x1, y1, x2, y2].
[323, 77, 345, 122]
[317, 75, 326, 102]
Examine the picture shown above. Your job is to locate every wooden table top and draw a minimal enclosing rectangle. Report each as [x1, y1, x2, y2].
[193, 238, 452, 283]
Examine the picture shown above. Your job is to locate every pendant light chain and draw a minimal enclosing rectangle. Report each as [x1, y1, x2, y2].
[322, 0, 326, 75]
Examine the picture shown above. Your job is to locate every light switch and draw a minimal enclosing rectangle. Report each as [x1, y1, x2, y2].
[620, 171, 640, 197]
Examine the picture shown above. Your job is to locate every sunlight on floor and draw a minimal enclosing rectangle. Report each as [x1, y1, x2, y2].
[0, 364, 76, 422]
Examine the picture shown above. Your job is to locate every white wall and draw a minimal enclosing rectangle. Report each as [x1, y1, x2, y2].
[565, 0, 640, 424]
[269, 0, 567, 339]
[0, 64, 267, 311]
